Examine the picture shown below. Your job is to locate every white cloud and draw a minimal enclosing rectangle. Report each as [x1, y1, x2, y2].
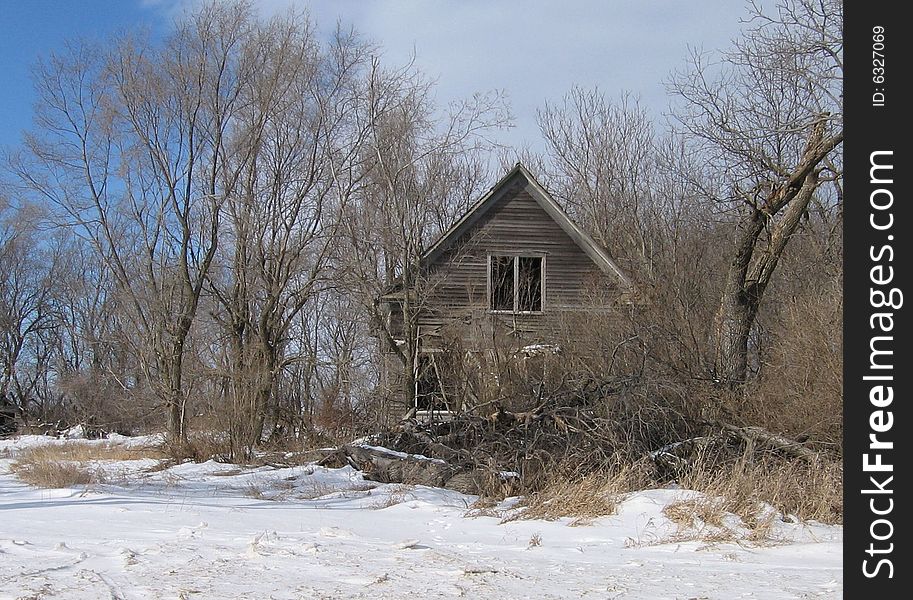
[151, 0, 753, 150]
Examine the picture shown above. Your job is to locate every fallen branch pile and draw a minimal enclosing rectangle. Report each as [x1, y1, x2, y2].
[319, 376, 825, 495]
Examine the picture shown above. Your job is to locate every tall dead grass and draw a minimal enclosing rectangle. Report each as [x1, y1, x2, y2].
[10, 441, 162, 489]
[11, 458, 98, 488]
[15, 442, 162, 463]
[748, 285, 843, 449]
[499, 447, 840, 540]
[509, 462, 652, 524]
[674, 447, 843, 527]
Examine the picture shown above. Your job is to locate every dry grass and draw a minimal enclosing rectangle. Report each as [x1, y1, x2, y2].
[676, 448, 843, 526]
[633, 446, 844, 547]
[15, 441, 162, 463]
[491, 444, 839, 548]
[243, 477, 303, 501]
[373, 484, 412, 509]
[652, 493, 786, 548]
[9, 441, 161, 489]
[663, 497, 729, 530]
[466, 495, 502, 518]
[659, 498, 745, 546]
[752, 288, 843, 448]
[11, 459, 100, 488]
[508, 462, 651, 524]
[513, 476, 618, 523]
[243, 482, 266, 499]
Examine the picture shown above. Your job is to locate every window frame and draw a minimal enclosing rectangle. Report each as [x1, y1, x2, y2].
[487, 253, 546, 314]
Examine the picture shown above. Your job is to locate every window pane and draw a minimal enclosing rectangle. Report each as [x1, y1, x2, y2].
[517, 256, 542, 312]
[490, 255, 514, 310]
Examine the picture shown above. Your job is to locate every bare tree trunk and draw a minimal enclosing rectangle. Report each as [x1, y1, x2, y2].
[714, 300, 755, 385]
[667, 1, 844, 387]
[713, 214, 765, 384]
[251, 340, 278, 445]
[713, 145, 830, 385]
[166, 358, 186, 442]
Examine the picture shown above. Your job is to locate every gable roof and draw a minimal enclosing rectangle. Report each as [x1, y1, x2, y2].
[421, 162, 633, 289]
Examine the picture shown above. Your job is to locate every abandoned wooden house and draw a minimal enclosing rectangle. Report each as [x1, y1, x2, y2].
[379, 163, 633, 416]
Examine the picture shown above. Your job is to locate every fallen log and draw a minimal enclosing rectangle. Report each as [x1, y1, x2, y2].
[717, 423, 820, 462]
[342, 444, 459, 488]
[314, 443, 499, 495]
[648, 422, 821, 477]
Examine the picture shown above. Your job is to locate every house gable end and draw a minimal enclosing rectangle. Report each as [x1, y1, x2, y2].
[421, 164, 632, 290]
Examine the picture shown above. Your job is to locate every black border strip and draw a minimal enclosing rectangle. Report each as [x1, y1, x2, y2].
[844, 3, 910, 595]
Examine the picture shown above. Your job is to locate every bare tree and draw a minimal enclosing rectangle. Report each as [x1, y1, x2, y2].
[9, 0, 506, 442]
[668, 0, 843, 385]
[0, 197, 60, 425]
[15, 2, 262, 441]
[537, 89, 658, 277]
[342, 58, 510, 411]
[207, 18, 378, 454]
[47, 235, 150, 432]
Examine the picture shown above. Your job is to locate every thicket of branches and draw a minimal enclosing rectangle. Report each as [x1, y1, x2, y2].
[2, 0, 841, 485]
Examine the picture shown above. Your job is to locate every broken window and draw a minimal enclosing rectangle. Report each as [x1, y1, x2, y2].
[489, 255, 543, 312]
[415, 354, 443, 412]
[517, 256, 542, 312]
[490, 255, 515, 311]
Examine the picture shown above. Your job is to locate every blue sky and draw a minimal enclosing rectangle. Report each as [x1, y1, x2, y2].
[0, 1, 166, 151]
[0, 0, 753, 153]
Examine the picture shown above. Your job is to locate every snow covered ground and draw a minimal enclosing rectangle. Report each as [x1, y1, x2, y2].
[0, 434, 841, 599]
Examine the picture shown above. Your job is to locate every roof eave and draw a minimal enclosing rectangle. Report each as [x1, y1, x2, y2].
[416, 162, 635, 293]
[419, 163, 527, 268]
[518, 165, 634, 290]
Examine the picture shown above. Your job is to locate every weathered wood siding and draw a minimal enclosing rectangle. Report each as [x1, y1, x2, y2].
[416, 173, 617, 345]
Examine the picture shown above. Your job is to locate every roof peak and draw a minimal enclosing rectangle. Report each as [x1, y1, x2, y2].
[420, 164, 633, 289]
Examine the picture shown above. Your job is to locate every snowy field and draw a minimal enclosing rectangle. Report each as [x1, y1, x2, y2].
[1, 434, 841, 599]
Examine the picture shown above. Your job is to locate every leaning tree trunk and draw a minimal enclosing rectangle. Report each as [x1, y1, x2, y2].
[714, 292, 758, 385]
[713, 119, 840, 386]
[713, 171, 822, 385]
[714, 212, 766, 384]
